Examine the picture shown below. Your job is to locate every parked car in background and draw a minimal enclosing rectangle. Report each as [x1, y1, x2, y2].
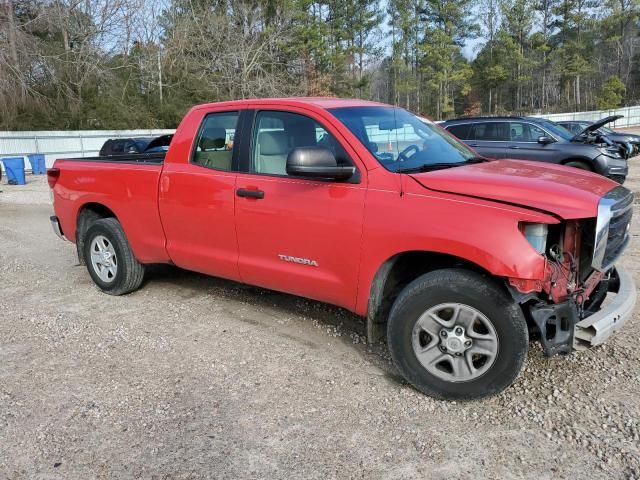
[441, 116, 628, 183]
[99, 134, 173, 156]
[557, 116, 640, 157]
[48, 98, 635, 400]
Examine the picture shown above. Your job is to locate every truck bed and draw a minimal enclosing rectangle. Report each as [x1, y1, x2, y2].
[61, 152, 165, 165]
[52, 154, 168, 264]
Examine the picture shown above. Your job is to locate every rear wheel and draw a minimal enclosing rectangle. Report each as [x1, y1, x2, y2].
[565, 160, 592, 171]
[83, 218, 145, 295]
[387, 269, 528, 400]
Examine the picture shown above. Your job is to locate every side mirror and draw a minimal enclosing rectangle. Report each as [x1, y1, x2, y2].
[538, 136, 555, 145]
[286, 147, 355, 181]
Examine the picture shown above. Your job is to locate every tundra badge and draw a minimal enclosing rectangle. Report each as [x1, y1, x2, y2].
[278, 254, 319, 267]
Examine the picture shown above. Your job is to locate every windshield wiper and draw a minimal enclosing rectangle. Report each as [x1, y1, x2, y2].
[464, 157, 486, 164]
[397, 157, 486, 174]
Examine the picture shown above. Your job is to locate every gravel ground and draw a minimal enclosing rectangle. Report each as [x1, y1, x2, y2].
[1, 167, 640, 479]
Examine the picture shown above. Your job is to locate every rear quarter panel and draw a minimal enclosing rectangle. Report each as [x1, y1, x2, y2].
[52, 160, 169, 263]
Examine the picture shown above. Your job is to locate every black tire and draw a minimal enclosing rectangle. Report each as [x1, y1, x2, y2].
[565, 160, 592, 171]
[83, 218, 145, 295]
[387, 269, 528, 400]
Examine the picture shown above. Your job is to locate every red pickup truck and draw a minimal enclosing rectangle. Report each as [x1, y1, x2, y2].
[49, 98, 636, 400]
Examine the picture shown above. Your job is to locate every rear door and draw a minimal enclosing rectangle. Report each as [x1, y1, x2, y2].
[159, 108, 244, 281]
[504, 121, 560, 162]
[234, 107, 367, 309]
[464, 122, 509, 159]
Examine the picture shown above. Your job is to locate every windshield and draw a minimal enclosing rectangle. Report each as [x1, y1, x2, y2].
[536, 120, 574, 141]
[329, 106, 478, 172]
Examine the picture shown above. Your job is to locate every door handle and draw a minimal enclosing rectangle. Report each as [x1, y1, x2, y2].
[509, 145, 521, 149]
[236, 188, 264, 199]
[468, 143, 480, 147]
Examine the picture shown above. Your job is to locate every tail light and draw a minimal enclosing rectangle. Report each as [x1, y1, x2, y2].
[47, 168, 60, 188]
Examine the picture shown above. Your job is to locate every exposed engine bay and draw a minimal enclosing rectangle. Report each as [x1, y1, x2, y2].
[509, 186, 634, 356]
[571, 115, 630, 159]
[575, 131, 629, 159]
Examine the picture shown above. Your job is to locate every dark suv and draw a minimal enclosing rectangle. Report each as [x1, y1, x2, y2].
[441, 116, 628, 183]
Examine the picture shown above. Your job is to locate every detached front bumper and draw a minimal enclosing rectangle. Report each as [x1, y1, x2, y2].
[574, 266, 636, 350]
[528, 266, 636, 355]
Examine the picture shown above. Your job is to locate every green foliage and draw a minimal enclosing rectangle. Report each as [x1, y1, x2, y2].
[596, 76, 626, 109]
[1, 0, 640, 130]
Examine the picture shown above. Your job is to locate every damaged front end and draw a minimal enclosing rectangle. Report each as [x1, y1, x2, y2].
[510, 186, 636, 356]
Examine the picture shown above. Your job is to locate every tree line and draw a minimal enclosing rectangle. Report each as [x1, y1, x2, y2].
[0, 0, 638, 130]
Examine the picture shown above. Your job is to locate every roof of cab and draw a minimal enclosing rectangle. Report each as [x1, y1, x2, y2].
[193, 97, 388, 111]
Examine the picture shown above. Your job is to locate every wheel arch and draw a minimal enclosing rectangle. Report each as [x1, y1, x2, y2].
[365, 250, 509, 344]
[559, 157, 594, 170]
[75, 202, 119, 265]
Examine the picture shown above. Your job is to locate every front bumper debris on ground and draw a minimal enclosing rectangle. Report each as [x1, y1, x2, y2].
[529, 267, 636, 355]
[574, 266, 637, 350]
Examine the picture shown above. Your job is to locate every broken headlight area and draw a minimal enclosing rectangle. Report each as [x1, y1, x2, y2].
[511, 188, 634, 356]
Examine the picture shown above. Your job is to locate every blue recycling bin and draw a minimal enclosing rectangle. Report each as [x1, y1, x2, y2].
[2, 157, 26, 185]
[27, 154, 46, 174]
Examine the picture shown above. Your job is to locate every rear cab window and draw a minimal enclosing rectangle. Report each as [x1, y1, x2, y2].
[192, 111, 239, 171]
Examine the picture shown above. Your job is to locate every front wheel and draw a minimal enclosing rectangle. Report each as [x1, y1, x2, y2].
[83, 218, 145, 295]
[387, 269, 528, 400]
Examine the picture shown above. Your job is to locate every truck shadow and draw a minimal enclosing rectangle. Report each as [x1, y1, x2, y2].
[143, 264, 400, 383]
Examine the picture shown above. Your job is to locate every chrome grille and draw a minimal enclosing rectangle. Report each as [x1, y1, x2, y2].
[592, 186, 633, 271]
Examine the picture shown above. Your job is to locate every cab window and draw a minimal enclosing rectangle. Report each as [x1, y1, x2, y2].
[509, 122, 547, 142]
[192, 111, 239, 171]
[446, 124, 472, 140]
[471, 122, 509, 141]
[252, 110, 352, 176]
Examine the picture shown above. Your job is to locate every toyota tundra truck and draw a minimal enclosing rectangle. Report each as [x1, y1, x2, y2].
[48, 98, 637, 400]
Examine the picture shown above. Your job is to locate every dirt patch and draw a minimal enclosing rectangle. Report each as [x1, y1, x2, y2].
[1, 173, 639, 479]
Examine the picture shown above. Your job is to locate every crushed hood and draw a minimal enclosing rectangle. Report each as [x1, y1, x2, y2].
[408, 159, 617, 219]
[574, 115, 624, 139]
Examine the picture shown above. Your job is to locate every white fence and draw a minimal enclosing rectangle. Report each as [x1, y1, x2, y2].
[532, 105, 640, 128]
[2, 105, 640, 174]
[0, 129, 174, 172]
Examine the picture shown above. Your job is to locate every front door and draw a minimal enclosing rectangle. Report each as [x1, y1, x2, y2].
[234, 108, 366, 309]
[505, 121, 560, 163]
